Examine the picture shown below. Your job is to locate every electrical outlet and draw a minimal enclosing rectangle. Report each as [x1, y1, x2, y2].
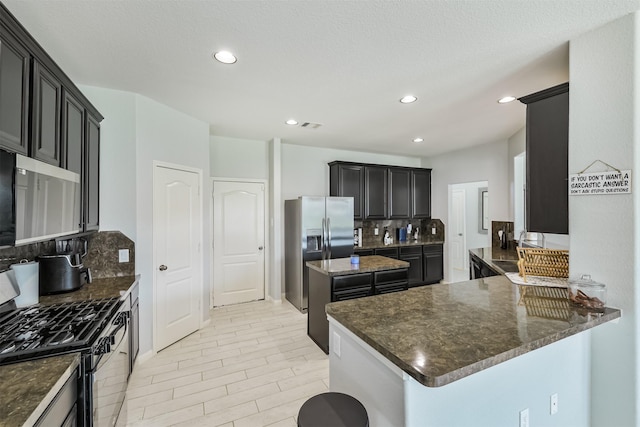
[551, 393, 558, 415]
[519, 408, 529, 427]
[118, 249, 130, 263]
[332, 331, 341, 357]
[431, 227, 436, 235]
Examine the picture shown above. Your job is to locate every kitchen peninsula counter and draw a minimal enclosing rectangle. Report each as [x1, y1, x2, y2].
[326, 275, 621, 426]
[306, 255, 409, 276]
[0, 353, 80, 426]
[306, 256, 409, 353]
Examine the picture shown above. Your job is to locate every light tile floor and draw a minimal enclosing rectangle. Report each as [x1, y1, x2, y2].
[120, 300, 329, 427]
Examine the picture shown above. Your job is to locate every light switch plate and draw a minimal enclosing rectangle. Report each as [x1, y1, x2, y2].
[118, 249, 130, 263]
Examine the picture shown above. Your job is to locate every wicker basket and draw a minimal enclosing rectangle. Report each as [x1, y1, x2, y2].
[516, 247, 569, 281]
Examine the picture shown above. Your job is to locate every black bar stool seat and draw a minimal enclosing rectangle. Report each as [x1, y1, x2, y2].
[297, 392, 369, 427]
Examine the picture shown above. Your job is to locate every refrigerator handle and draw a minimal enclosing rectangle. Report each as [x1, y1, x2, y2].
[327, 217, 332, 259]
[321, 218, 326, 260]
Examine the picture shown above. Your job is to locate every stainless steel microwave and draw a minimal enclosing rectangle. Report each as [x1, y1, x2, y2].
[0, 149, 81, 247]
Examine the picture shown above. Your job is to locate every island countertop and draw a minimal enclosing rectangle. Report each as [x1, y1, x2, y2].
[306, 255, 409, 277]
[326, 275, 621, 387]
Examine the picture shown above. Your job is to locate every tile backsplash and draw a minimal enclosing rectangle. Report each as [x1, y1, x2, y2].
[356, 218, 445, 246]
[0, 230, 135, 278]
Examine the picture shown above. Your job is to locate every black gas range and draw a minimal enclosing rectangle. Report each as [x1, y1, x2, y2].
[0, 297, 130, 426]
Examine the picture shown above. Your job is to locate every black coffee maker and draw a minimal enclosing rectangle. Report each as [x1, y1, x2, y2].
[38, 238, 92, 295]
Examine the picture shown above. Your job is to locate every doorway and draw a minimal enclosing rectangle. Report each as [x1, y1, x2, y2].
[212, 180, 267, 307]
[153, 162, 202, 352]
[448, 180, 489, 282]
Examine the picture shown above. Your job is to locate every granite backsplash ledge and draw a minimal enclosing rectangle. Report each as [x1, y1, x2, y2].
[84, 231, 135, 279]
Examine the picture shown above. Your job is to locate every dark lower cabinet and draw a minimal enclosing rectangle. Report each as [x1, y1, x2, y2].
[374, 247, 398, 259]
[364, 166, 388, 219]
[0, 27, 30, 155]
[35, 366, 78, 426]
[399, 246, 423, 287]
[308, 267, 407, 354]
[84, 114, 100, 231]
[423, 244, 444, 284]
[32, 60, 62, 166]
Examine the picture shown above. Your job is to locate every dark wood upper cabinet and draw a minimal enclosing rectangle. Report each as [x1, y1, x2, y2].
[329, 162, 363, 220]
[329, 161, 431, 220]
[84, 114, 100, 231]
[388, 168, 411, 219]
[364, 165, 388, 220]
[31, 61, 62, 166]
[61, 90, 84, 174]
[411, 169, 431, 219]
[519, 83, 569, 235]
[0, 27, 30, 155]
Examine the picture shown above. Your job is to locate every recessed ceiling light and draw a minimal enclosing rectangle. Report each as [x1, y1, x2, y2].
[213, 50, 237, 64]
[413, 137, 424, 143]
[498, 96, 516, 104]
[285, 119, 298, 125]
[400, 95, 417, 104]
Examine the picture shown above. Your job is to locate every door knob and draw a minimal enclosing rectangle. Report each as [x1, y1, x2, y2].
[258, 246, 264, 250]
[458, 233, 463, 236]
[159, 265, 168, 271]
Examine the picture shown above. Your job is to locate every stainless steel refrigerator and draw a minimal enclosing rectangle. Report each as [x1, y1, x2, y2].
[284, 196, 354, 312]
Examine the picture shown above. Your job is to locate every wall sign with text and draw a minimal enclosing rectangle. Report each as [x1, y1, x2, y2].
[569, 170, 632, 196]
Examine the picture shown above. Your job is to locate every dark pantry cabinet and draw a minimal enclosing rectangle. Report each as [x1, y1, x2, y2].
[329, 161, 432, 221]
[0, 2, 104, 232]
[519, 83, 569, 235]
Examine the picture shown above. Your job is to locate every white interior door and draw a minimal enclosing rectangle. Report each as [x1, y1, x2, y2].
[213, 180, 265, 307]
[450, 188, 467, 279]
[153, 164, 201, 352]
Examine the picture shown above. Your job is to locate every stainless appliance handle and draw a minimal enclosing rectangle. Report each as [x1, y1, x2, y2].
[321, 218, 326, 260]
[327, 217, 332, 259]
[94, 313, 128, 368]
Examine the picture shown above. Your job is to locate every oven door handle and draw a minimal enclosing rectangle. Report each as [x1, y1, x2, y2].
[94, 313, 128, 368]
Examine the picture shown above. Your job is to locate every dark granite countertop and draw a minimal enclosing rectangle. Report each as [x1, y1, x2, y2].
[356, 240, 444, 250]
[326, 275, 621, 387]
[38, 275, 139, 305]
[469, 247, 520, 274]
[0, 276, 138, 426]
[0, 353, 80, 426]
[307, 255, 409, 277]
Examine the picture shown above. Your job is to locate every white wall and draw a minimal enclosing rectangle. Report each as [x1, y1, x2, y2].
[210, 135, 269, 179]
[79, 86, 211, 357]
[281, 144, 421, 200]
[570, 13, 639, 426]
[78, 86, 137, 241]
[422, 140, 510, 281]
[507, 127, 526, 223]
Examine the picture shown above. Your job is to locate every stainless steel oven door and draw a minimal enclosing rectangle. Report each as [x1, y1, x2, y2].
[92, 304, 129, 427]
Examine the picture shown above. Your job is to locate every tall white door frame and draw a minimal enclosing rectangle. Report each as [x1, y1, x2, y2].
[210, 177, 269, 309]
[153, 161, 204, 353]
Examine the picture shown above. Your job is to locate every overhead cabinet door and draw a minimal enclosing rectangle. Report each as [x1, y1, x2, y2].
[364, 166, 387, 219]
[0, 28, 30, 154]
[411, 169, 431, 219]
[329, 163, 363, 220]
[388, 168, 411, 219]
[32, 61, 62, 166]
[61, 90, 84, 174]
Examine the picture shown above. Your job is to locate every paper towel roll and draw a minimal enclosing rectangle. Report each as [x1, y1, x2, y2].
[11, 261, 39, 307]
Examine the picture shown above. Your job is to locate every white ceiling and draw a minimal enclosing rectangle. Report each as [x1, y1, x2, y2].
[4, 0, 640, 157]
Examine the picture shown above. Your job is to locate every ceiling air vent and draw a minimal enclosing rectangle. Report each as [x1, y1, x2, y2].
[301, 122, 322, 129]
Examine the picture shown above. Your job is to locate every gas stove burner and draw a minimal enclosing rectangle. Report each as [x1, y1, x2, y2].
[0, 342, 16, 354]
[48, 331, 75, 346]
[15, 330, 36, 341]
[76, 312, 97, 322]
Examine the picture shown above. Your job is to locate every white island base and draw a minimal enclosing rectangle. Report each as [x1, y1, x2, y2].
[328, 317, 592, 427]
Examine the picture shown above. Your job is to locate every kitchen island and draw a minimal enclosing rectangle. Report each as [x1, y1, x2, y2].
[326, 275, 621, 426]
[306, 255, 409, 353]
